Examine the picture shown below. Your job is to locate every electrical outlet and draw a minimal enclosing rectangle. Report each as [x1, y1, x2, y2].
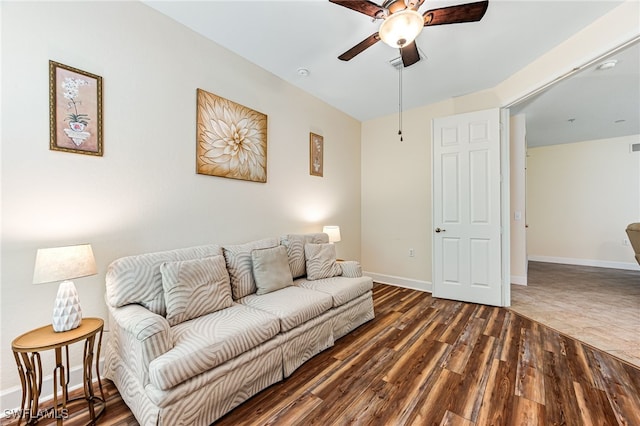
[623, 239, 630, 246]
[409, 248, 415, 257]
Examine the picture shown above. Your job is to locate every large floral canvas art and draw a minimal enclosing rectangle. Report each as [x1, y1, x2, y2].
[49, 61, 103, 156]
[196, 89, 267, 183]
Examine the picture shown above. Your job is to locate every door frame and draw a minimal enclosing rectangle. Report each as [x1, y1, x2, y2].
[500, 108, 511, 307]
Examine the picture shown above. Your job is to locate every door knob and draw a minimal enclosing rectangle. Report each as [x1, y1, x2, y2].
[435, 227, 446, 233]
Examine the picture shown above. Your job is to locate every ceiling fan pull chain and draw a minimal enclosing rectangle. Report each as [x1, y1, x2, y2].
[398, 59, 403, 142]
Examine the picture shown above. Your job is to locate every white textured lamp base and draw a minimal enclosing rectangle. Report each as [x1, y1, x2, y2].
[52, 280, 83, 332]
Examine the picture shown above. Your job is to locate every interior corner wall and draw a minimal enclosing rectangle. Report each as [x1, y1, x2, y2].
[0, 1, 361, 398]
[510, 115, 527, 284]
[526, 135, 640, 270]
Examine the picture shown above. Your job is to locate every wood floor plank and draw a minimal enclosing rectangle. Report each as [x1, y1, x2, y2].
[514, 323, 546, 405]
[330, 309, 402, 361]
[563, 332, 601, 389]
[572, 381, 618, 426]
[447, 333, 497, 421]
[442, 315, 486, 374]
[304, 347, 397, 423]
[261, 392, 323, 426]
[475, 359, 516, 425]
[437, 303, 476, 345]
[622, 362, 640, 395]
[439, 410, 476, 426]
[510, 395, 546, 426]
[497, 310, 524, 363]
[591, 349, 640, 425]
[383, 329, 441, 384]
[383, 339, 451, 425]
[408, 368, 463, 425]
[542, 350, 583, 425]
[482, 306, 507, 338]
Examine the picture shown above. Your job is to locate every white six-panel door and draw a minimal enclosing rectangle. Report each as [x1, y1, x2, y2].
[432, 108, 503, 306]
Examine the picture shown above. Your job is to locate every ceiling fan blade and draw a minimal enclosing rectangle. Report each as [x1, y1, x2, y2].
[423, 0, 489, 26]
[338, 32, 381, 61]
[329, 0, 386, 18]
[401, 41, 420, 67]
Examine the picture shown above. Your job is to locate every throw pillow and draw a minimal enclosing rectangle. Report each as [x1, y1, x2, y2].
[280, 233, 329, 279]
[161, 255, 233, 326]
[251, 245, 294, 295]
[304, 243, 342, 280]
[223, 237, 280, 299]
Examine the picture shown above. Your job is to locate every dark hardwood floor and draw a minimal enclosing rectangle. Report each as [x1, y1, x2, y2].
[6, 284, 639, 425]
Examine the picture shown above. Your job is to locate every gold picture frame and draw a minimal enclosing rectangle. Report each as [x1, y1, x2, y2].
[310, 133, 323, 177]
[49, 61, 103, 156]
[196, 88, 267, 183]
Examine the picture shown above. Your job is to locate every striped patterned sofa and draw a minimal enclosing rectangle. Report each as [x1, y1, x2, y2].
[104, 233, 374, 425]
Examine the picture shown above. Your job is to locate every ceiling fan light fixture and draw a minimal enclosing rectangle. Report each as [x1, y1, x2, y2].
[379, 9, 424, 48]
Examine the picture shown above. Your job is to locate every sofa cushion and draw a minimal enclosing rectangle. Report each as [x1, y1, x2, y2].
[296, 276, 373, 308]
[280, 233, 328, 279]
[237, 286, 333, 332]
[161, 255, 233, 326]
[223, 237, 279, 300]
[252, 246, 294, 295]
[106, 244, 223, 315]
[148, 303, 280, 390]
[304, 243, 342, 280]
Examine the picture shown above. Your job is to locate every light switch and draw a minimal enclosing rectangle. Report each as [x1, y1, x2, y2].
[514, 211, 522, 221]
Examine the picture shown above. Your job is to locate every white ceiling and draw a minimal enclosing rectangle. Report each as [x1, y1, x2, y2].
[511, 40, 639, 147]
[144, 0, 638, 146]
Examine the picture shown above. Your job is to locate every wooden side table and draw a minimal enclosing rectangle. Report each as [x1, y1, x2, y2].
[11, 318, 106, 425]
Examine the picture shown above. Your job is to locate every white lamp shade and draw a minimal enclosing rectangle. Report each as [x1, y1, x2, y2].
[379, 9, 424, 48]
[33, 244, 97, 284]
[33, 244, 96, 332]
[323, 226, 342, 243]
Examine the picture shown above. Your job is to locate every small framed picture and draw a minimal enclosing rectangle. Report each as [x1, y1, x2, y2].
[310, 133, 323, 177]
[49, 61, 103, 156]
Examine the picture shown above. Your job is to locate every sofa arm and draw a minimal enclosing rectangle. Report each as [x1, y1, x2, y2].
[108, 303, 172, 386]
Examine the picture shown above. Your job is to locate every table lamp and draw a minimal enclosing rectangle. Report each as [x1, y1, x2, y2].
[323, 226, 341, 243]
[33, 244, 97, 332]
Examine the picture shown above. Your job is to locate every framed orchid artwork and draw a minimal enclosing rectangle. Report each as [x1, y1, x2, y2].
[196, 89, 268, 183]
[49, 61, 103, 156]
[310, 133, 323, 177]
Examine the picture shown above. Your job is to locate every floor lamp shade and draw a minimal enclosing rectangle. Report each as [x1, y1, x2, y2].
[33, 244, 97, 332]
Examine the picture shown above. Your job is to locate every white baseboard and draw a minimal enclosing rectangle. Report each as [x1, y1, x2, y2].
[364, 271, 432, 293]
[1, 358, 105, 419]
[511, 275, 528, 286]
[528, 255, 640, 271]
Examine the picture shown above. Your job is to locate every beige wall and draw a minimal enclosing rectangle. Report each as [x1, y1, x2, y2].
[527, 135, 640, 269]
[0, 1, 361, 398]
[361, 1, 639, 287]
[361, 102, 449, 290]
